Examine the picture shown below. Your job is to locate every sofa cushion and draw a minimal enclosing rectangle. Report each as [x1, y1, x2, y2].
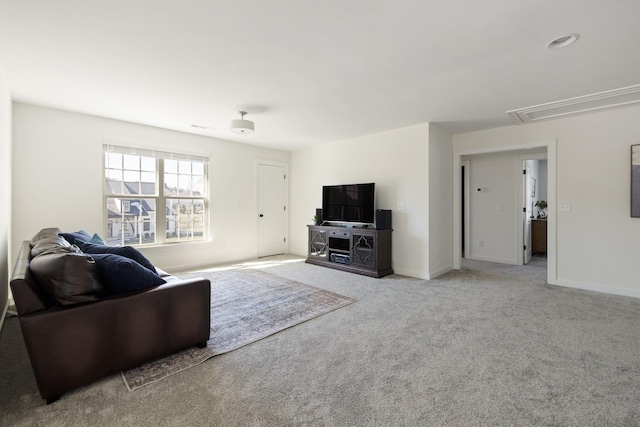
[29, 252, 105, 305]
[90, 253, 166, 295]
[74, 241, 157, 274]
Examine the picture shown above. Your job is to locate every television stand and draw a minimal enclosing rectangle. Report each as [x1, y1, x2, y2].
[306, 225, 392, 278]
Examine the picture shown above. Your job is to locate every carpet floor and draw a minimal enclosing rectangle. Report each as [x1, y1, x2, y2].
[1, 255, 639, 426]
[122, 268, 355, 390]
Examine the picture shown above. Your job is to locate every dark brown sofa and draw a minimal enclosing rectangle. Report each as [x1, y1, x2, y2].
[10, 238, 211, 404]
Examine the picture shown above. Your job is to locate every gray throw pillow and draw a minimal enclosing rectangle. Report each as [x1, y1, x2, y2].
[30, 252, 105, 305]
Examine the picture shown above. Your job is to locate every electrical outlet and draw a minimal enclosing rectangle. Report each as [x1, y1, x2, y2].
[435, 250, 440, 259]
[479, 240, 484, 248]
[559, 203, 571, 212]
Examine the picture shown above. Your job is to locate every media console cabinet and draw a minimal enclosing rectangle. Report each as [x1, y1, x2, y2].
[306, 225, 392, 278]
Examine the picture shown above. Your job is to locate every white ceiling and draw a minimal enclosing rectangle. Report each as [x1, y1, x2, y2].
[1, 0, 639, 151]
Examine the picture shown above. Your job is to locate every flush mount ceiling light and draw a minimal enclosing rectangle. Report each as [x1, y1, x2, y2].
[547, 33, 580, 49]
[230, 111, 255, 134]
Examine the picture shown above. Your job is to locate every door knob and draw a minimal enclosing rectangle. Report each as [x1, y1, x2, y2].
[259, 214, 264, 217]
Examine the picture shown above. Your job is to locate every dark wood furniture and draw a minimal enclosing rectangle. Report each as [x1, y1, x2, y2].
[306, 225, 392, 278]
[531, 219, 547, 254]
[10, 237, 211, 404]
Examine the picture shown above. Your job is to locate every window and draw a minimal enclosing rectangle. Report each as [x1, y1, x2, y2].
[103, 144, 209, 246]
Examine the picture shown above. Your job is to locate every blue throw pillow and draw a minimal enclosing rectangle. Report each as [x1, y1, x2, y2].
[74, 240, 157, 274]
[59, 230, 93, 245]
[90, 253, 165, 295]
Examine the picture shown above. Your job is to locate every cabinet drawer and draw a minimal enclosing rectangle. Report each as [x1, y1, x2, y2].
[329, 230, 350, 237]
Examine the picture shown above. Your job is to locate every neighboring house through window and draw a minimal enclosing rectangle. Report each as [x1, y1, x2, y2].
[103, 143, 208, 246]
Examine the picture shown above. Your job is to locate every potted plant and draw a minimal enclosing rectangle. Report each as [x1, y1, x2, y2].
[535, 200, 548, 218]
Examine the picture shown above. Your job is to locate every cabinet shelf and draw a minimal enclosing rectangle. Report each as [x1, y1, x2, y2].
[329, 248, 350, 254]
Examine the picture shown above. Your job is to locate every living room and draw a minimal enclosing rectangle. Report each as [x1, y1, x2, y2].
[1, 1, 640, 425]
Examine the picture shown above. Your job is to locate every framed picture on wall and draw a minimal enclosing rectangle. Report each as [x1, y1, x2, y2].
[632, 145, 640, 217]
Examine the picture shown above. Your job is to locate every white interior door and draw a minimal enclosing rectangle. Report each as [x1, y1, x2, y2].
[523, 162, 533, 264]
[258, 162, 288, 257]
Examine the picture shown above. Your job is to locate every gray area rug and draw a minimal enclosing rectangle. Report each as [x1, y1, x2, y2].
[121, 268, 356, 390]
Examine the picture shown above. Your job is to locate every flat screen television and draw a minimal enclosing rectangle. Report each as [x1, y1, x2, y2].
[322, 183, 375, 224]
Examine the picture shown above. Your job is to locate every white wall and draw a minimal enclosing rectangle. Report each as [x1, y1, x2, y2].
[454, 104, 640, 297]
[428, 125, 453, 277]
[290, 124, 430, 278]
[11, 103, 290, 272]
[0, 63, 11, 327]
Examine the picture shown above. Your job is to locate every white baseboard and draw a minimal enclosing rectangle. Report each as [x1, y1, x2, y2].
[392, 267, 428, 279]
[554, 279, 640, 299]
[428, 265, 453, 279]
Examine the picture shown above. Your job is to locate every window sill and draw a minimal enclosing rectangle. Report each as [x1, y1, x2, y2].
[132, 239, 212, 253]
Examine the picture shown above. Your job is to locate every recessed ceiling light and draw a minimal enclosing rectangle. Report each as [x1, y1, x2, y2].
[547, 33, 580, 49]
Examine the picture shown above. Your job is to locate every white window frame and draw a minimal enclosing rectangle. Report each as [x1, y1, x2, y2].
[103, 143, 209, 246]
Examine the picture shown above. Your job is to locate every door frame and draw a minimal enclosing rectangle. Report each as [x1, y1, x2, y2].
[453, 139, 557, 285]
[254, 159, 289, 258]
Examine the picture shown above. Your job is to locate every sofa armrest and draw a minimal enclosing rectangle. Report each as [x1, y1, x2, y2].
[18, 277, 211, 401]
[10, 241, 51, 316]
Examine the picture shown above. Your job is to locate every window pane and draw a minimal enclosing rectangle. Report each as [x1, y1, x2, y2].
[178, 175, 192, 194]
[123, 170, 141, 194]
[105, 169, 123, 194]
[106, 197, 157, 246]
[164, 173, 178, 196]
[192, 175, 204, 196]
[106, 153, 122, 169]
[179, 161, 191, 174]
[192, 162, 204, 175]
[140, 172, 156, 195]
[140, 156, 155, 172]
[124, 154, 139, 170]
[123, 170, 140, 182]
[165, 159, 177, 173]
[165, 198, 204, 243]
[107, 169, 123, 181]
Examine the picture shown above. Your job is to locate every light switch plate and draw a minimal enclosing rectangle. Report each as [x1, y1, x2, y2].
[559, 203, 571, 212]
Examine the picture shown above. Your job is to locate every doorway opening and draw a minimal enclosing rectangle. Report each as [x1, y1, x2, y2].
[453, 140, 556, 285]
[460, 160, 469, 258]
[520, 155, 548, 266]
